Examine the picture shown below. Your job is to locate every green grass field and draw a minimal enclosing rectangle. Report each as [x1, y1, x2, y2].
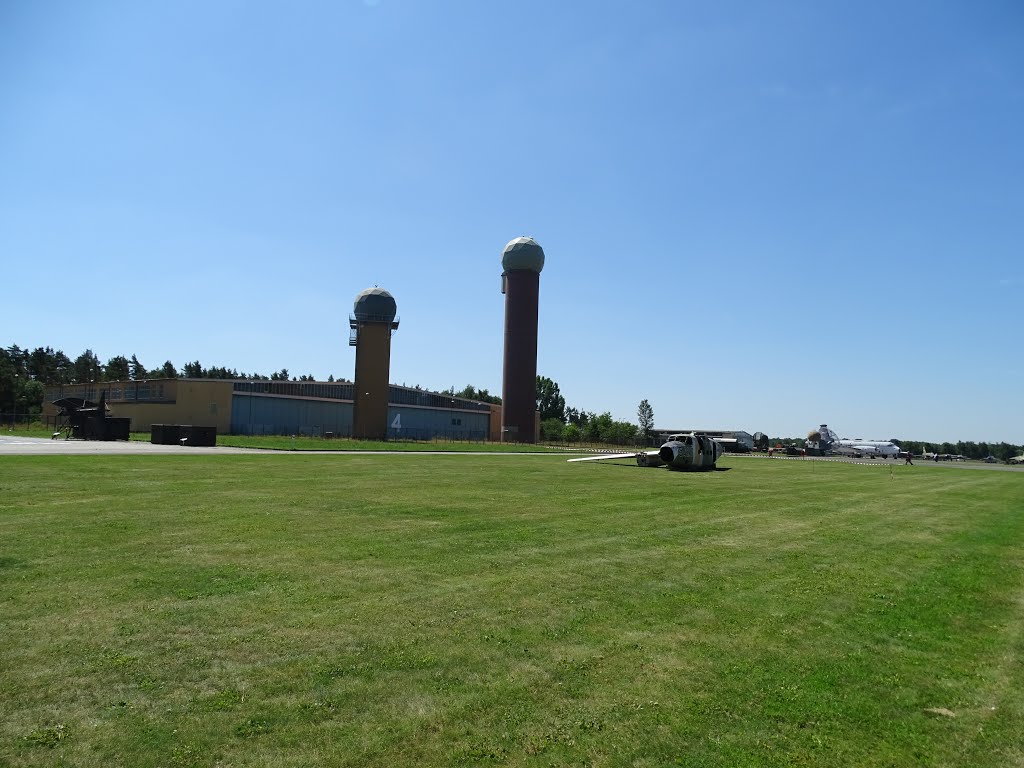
[2, 455, 1022, 767]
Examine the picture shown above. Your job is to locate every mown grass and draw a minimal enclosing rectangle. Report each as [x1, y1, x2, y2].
[1, 455, 1021, 767]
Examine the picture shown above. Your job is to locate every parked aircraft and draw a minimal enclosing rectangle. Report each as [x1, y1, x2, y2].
[808, 424, 900, 459]
[830, 438, 901, 459]
[568, 433, 736, 471]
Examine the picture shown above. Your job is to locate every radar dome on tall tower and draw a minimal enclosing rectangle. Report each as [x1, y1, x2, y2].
[500, 236, 544, 443]
[502, 237, 545, 273]
[353, 287, 398, 323]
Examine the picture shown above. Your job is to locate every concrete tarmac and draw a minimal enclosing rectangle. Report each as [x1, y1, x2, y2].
[0, 434, 259, 455]
[0, 435, 570, 458]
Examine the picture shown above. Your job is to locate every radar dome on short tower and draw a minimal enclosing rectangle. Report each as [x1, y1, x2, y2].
[502, 236, 545, 274]
[349, 286, 399, 440]
[353, 287, 398, 323]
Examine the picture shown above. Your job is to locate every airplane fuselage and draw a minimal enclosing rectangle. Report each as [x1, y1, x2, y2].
[568, 432, 732, 471]
[832, 439, 900, 458]
[637, 433, 725, 470]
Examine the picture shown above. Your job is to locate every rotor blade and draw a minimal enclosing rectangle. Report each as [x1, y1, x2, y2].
[567, 453, 639, 463]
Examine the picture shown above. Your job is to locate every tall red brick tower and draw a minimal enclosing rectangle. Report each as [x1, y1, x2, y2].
[500, 236, 544, 443]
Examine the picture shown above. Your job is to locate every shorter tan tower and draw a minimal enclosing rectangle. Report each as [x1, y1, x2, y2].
[350, 287, 399, 440]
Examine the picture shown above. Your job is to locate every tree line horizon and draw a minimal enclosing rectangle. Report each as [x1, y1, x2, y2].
[1, 343, 1021, 457]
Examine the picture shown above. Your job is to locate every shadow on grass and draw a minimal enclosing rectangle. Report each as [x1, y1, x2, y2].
[576, 463, 733, 472]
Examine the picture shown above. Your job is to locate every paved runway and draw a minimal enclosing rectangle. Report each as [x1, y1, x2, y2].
[730, 452, 1024, 472]
[0, 435, 571, 458]
[0, 434, 259, 455]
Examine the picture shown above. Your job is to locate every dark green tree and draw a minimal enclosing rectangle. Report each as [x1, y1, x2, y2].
[73, 349, 101, 383]
[158, 360, 178, 378]
[454, 384, 501, 405]
[28, 346, 67, 382]
[0, 349, 19, 412]
[536, 375, 566, 422]
[20, 379, 44, 413]
[104, 355, 131, 381]
[129, 354, 147, 380]
[540, 418, 565, 442]
[637, 399, 655, 443]
[0, 347, 46, 414]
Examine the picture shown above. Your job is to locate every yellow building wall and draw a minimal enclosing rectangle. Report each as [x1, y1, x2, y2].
[165, 381, 233, 433]
[488, 403, 502, 442]
[108, 402, 181, 432]
[486, 404, 537, 442]
[43, 379, 232, 435]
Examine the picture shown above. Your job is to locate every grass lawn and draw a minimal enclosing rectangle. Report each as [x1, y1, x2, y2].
[1, 455, 1022, 766]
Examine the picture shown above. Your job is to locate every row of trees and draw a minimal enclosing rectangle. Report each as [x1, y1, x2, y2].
[439, 384, 501, 405]
[435, 376, 651, 446]
[536, 376, 652, 446]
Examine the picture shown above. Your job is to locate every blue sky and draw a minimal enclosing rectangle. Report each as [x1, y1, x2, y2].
[2, 1, 1021, 443]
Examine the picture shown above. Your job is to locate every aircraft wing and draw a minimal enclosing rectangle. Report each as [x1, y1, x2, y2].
[567, 452, 640, 463]
[712, 438, 737, 443]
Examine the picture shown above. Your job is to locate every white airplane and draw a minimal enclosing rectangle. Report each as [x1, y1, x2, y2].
[830, 437, 901, 459]
[568, 433, 736, 471]
[810, 424, 900, 459]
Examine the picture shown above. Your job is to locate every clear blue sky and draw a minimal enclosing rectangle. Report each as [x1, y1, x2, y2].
[2, 1, 1021, 443]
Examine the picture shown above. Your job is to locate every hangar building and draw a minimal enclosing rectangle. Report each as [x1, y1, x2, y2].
[42, 378, 502, 441]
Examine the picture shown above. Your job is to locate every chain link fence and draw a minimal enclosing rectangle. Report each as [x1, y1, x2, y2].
[1, 413, 52, 432]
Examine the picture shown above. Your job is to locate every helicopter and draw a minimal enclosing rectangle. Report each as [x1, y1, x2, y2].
[568, 433, 735, 471]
